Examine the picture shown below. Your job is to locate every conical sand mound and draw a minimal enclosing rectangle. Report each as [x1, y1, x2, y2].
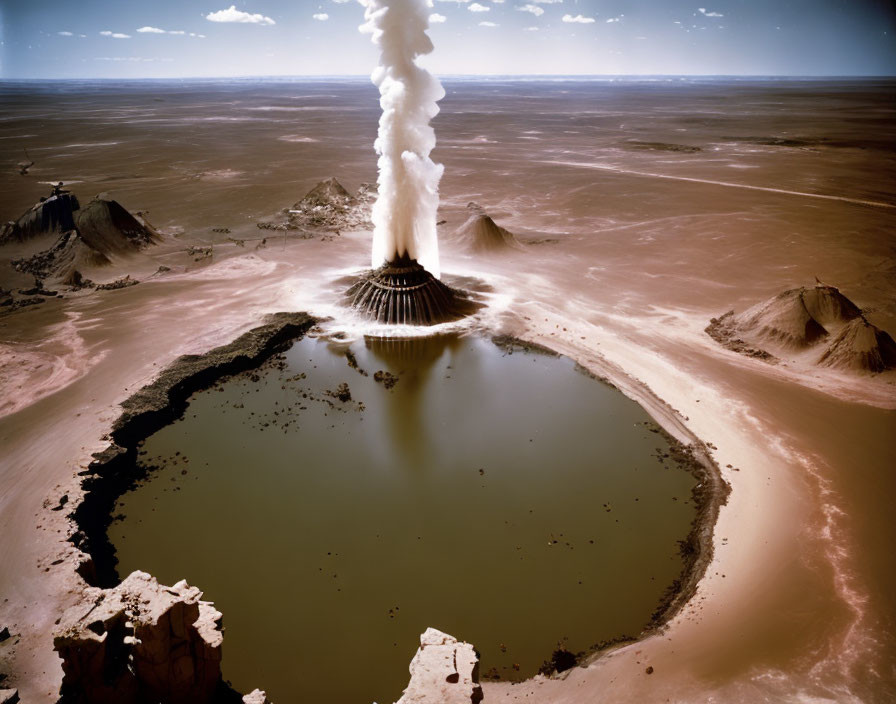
[345, 255, 480, 326]
[800, 285, 862, 327]
[285, 177, 373, 232]
[452, 202, 520, 252]
[74, 194, 160, 255]
[298, 177, 355, 209]
[737, 288, 830, 349]
[818, 317, 896, 373]
[707, 282, 896, 373]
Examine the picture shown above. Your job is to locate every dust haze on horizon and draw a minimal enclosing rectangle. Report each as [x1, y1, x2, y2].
[1, 0, 894, 79]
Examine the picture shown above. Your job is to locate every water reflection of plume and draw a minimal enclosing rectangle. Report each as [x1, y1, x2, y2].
[364, 334, 464, 469]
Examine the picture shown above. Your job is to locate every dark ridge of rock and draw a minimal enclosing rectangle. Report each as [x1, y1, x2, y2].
[707, 283, 895, 373]
[817, 316, 896, 372]
[452, 202, 520, 253]
[70, 312, 315, 587]
[345, 254, 481, 326]
[73, 194, 160, 255]
[53, 570, 265, 704]
[0, 193, 80, 244]
[623, 141, 702, 153]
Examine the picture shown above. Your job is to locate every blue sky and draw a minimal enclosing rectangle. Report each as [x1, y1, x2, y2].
[1, 0, 894, 78]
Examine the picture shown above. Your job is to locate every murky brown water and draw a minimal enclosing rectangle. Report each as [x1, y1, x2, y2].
[109, 334, 699, 704]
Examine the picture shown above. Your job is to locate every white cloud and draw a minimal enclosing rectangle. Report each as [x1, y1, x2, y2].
[479, 21, 498, 26]
[57, 31, 73, 36]
[698, 8, 724, 17]
[312, 13, 329, 20]
[606, 16, 622, 23]
[100, 31, 132, 38]
[524, 26, 538, 31]
[532, 0, 563, 3]
[517, 4, 544, 16]
[205, 5, 276, 25]
[94, 56, 171, 62]
[469, 2, 489, 11]
[430, 13, 447, 23]
[562, 14, 594, 23]
[137, 26, 195, 36]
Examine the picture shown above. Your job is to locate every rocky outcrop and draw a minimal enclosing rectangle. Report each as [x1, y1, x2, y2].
[451, 203, 520, 253]
[53, 571, 237, 704]
[284, 178, 375, 232]
[0, 193, 80, 244]
[345, 255, 481, 326]
[706, 283, 895, 372]
[7, 192, 159, 282]
[0, 689, 20, 704]
[395, 628, 483, 704]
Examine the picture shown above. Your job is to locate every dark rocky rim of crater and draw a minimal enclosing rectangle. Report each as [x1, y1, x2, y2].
[61, 316, 728, 687]
[68, 311, 317, 588]
[527, 423, 728, 678]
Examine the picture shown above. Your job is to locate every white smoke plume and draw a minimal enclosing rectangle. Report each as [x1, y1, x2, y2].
[361, 0, 445, 278]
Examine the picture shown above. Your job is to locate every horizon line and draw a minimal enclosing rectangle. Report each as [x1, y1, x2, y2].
[2, 73, 896, 82]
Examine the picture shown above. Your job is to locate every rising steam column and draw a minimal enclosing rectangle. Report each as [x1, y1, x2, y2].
[346, 0, 478, 326]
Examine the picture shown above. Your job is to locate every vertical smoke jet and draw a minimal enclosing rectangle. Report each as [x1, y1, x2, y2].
[362, 0, 445, 278]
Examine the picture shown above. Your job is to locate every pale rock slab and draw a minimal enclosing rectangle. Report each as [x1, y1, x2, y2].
[395, 628, 483, 704]
[53, 571, 225, 704]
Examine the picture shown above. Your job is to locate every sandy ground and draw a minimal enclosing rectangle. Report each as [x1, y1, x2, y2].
[1, 79, 895, 703]
[1, 227, 893, 702]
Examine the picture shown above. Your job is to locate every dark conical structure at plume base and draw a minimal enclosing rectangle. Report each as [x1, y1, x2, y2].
[345, 254, 480, 326]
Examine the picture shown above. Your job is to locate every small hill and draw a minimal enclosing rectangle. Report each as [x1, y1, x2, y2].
[1, 193, 80, 244]
[706, 283, 895, 373]
[297, 177, 355, 209]
[452, 202, 520, 253]
[74, 194, 160, 254]
[8, 190, 159, 282]
[283, 178, 374, 232]
[817, 317, 896, 373]
[736, 288, 830, 349]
